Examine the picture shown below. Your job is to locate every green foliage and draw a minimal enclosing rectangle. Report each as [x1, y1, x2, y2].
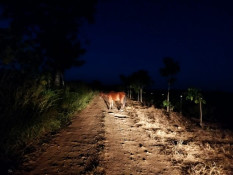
[186, 88, 206, 104]
[186, 88, 206, 127]
[60, 84, 94, 117]
[163, 100, 170, 107]
[160, 57, 180, 112]
[162, 100, 174, 110]
[0, 72, 94, 163]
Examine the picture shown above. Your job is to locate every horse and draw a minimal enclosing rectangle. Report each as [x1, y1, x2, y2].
[100, 91, 126, 110]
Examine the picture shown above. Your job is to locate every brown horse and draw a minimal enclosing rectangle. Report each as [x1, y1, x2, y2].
[100, 91, 126, 110]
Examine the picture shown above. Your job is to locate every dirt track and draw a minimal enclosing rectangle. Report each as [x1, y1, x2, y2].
[102, 106, 177, 174]
[14, 95, 233, 174]
[15, 96, 106, 175]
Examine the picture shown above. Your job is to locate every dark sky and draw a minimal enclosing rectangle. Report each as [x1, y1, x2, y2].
[43, 1, 233, 91]
[65, 0, 233, 92]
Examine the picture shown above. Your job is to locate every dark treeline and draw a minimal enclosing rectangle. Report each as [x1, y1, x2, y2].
[0, 0, 97, 173]
[0, 0, 97, 85]
[116, 57, 233, 130]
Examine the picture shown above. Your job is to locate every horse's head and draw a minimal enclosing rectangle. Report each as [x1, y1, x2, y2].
[100, 92, 106, 99]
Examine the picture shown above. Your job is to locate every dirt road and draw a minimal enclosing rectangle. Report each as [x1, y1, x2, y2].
[15, 96, 106, 175]
[15, 96, 233, 174]
[102, 106, 177, 174]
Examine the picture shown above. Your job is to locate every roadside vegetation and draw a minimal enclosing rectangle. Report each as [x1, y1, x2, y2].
[0, 70, 94, 170]
[0, 0, 97, 171]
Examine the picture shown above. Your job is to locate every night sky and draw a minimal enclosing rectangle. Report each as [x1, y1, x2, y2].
[65, 0, 233, 92]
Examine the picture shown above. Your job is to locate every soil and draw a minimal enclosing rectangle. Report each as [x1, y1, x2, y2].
[12, 96, 233, 174]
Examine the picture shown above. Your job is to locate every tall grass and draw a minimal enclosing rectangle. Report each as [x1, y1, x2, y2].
[0, 70, 94, 169]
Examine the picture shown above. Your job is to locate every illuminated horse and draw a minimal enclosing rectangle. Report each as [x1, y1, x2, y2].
[100, 91, 126, 110]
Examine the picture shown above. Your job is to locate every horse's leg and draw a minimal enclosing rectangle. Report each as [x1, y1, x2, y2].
[123, 96, 126, 108]
[109, 98, 113, 109]
[120, 96, 126, 110]
[111, 100, 114, 109]
[108, 101, 111, 109]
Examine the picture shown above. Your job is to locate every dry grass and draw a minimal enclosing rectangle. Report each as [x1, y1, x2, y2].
[187, 162, 224, 175]
[126, 99, 233, 174]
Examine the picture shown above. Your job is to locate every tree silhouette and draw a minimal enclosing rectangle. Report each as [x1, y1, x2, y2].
[119, 74, 135, 99]
[0, 0, 97, 86]
[129, 70, 153, 102]
[0, 27, 42, 73]
[186, 88, 206, 127]
[160, 57, 180, 112]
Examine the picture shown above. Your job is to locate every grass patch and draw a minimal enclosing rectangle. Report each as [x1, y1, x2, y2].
[0, 71, 95, 172]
